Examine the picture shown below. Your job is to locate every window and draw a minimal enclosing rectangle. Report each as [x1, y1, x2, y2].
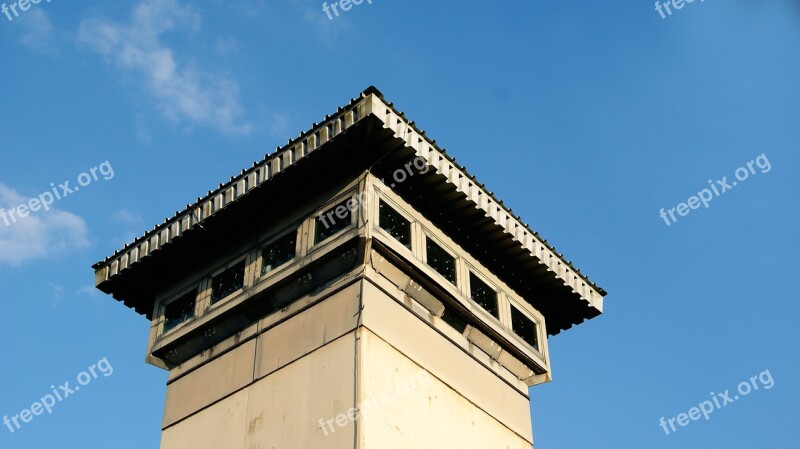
[426, 238, 456, 284]
[212, 261, 246, 303]
[315, 199, 353, 243]
[511, 306, 539, 351]
[378, 200, 411, 248]
[262, 232, 297, 275]
[470, 272, 498, 318]
[164, 290, 196, 332]
[441, 305, 469, 333]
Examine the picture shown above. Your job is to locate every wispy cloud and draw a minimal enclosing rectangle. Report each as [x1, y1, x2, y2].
[49, 283, 64, 310]
[76, 286, 100, 297]
[133, 114, 153, 143]
[110, 209, 143, 227]
[76, 285, 105, 307]
[214, 37, 243, 56]
[0, 184, 90, 266]
[108, 209, 145, 247]
[50, 284, 64, 300]
[77, 0, 253, 135]
[18, 9, 57, 54]
[262, 109, 290, 136]
[293, 0, 352, 41]
[213, 0, 271, 19]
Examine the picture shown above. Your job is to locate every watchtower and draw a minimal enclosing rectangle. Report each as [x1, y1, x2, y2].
[93, 87, 606, 448]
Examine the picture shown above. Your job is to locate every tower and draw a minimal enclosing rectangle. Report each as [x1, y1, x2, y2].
[93, 87, 606, 449]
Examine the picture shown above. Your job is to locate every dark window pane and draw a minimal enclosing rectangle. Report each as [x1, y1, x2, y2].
[315, 199, 353, 243]
[511, 306, 539, 351]
[441, 306, 468, 333]
[470, 273, 498, 318]
[164, 290, 196, 332]
[212, 261, 246, 303]
[378, 201, 411, 248]
[426, 238, 456, 284]
[262, 232, 297, 275]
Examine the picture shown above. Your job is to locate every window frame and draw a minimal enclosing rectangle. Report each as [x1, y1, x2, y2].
[467, 269, 501, 322]
[508, 302, 542, 353]
[423, 234, 459, 286]
[208, 255, 249, 308]
[160, 286, 199, 336]
[257, 228, 299, 279]
[312, 192, 358, 247]
[376, 196, 413, 250]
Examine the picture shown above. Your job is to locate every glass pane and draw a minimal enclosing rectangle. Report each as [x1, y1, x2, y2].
[315, 199, 353, 243]
[212, 261, 246, 303]
[164, 290, 196, 332]
[378, 200, 411, 248]
[511, 306, 539, 351]
[426, 238, 456, 284]
[262, 232, 297, 275]
[470, 273, 498, 318]
[441, 306, 468, 333]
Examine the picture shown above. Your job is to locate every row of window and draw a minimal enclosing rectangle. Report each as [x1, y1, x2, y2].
[161, 189, 541, 355]
[377, 198, 540, 352]
[162, 198, 356, 334]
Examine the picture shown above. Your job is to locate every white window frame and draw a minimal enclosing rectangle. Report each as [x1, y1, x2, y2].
[422, 233, 460, 287]
[466, 267, 502, 325]
[508, 300, 544, 354]
[374, 194, 414, 251]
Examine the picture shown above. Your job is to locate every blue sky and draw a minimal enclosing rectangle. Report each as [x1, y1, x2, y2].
[0, 0, 798, 448]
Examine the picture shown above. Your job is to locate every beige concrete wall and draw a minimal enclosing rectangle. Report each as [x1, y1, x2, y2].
[159, 278, 534, 449]
[162, 338, 257, 428]
[254, 281, 362, 379]
[358, 329, 533, 449]
[160, 335, 357, 449]
[360, 280, 534, 445]
[160, 281, 363, 449]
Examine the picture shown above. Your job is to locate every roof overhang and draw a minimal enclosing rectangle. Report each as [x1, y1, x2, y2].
[93, 87, 606, 335]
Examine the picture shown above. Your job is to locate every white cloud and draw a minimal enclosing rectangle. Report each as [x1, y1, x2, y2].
[294, 0, 352, 41]
[263, 109, 290, 136]
[78, 0, 252, 135]
[110, 209, 143, 226]
[109, 209, 145, 247]
[214, 37, 243, 56]
[213, 0, 271, 19]
[50, 283, 64, 300]
[76, 285, 105, 306]
[76, 285, 99, 296]
[76, 285, 102, 299]
[0, 184, 90, 266]
[18, 9, 57, 54]
[49, 283, 64, 310]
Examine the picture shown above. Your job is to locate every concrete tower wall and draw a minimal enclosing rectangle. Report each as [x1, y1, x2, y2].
[158, 276, 533, 449]
[160, 281, 362, 449]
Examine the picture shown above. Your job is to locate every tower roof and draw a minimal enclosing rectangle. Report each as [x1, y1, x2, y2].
[93, 87, 606, 335]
